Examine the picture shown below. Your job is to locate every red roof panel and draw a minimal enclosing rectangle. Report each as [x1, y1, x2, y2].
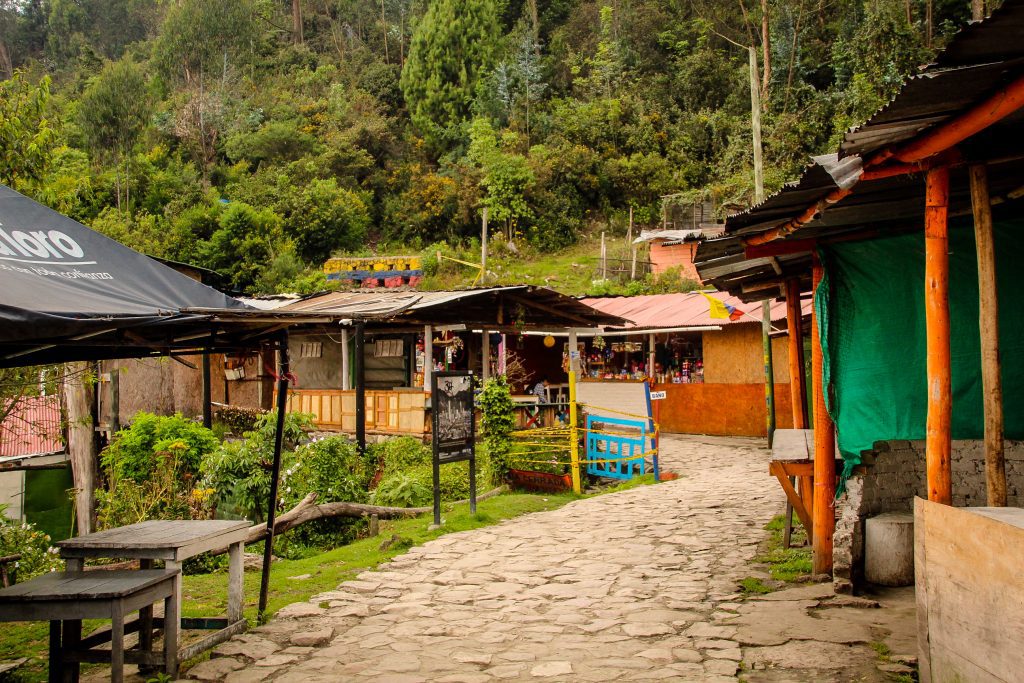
[579, 291, 812, 330]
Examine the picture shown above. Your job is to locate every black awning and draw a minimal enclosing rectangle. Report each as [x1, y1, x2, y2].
[0, 184, 307, 366]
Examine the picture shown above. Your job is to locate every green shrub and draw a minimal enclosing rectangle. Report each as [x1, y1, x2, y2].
[371, 436, 432, 475]
[102, 412, 219, 483]
[214, 405, 266, 436]
[200, 411, 312, 522]
[97, 443, 216, 530]
[370, 472, 431, 508]
[0, 507, 63, 580]
[479, 376, 515, 485]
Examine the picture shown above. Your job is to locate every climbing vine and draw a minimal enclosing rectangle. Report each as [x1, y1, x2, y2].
[478, 376, 515, 485]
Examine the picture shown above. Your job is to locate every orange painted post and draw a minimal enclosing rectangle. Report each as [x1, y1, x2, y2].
[786, 278, 808, 429]
[811, 258, 835, 575]
[925, 166, 953, 505]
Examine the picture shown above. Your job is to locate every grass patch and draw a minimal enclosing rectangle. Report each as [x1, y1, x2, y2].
[738, 577, 773, 595]
[741, 511, 811, 593]
[0, 491, 576, 681]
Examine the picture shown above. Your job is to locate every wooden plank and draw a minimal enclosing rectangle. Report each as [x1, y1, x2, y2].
[0, 571, 175, 602]
[176, 619, 247, 663]
[770, 464, 813, 541]
[59, 521, 250, 556]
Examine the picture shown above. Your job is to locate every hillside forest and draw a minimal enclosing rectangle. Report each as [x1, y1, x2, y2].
[0, 0, 979, 295]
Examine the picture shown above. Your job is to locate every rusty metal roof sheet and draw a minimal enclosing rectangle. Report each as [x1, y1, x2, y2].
[579, 291, 811, 331]
[0, 395, 63, 459]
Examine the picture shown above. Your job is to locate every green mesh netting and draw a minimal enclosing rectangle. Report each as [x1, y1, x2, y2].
[817, 218, 1024, 478]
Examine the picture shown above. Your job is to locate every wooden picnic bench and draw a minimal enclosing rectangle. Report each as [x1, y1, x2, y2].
[0, 569, 177, 683]
[57, 520, 251, 668]
[770, 428, 843, 548]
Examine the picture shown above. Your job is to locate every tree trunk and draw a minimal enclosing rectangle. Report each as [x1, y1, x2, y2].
[527, 0, 540, 54]
[381, 0, 389, 63]
[292, 0, 304, 44]
[760, 0, 771, 98]
[0, 39, 12, 81]
[63, 363, 98, 536]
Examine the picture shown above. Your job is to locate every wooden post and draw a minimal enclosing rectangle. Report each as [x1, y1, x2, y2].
[481, 207, 488, 286]
[601, 232, 607, 279]
[341, 327, 351, 391]
[811, 258, 835, 574]
[568, 369, 581, 494]
[482, 330, 491, 381]
[762, 300, 776, 447]
[925, 166, 952, 505]
[423, 325, 433, 390]
[63, 362, 98, 536]
[258, 331, 289, 620]
[201, 352, 212, 429]
[648, 333, 656, 379]
[786, 278, 808, 428]
[355, 321, 366, 454]
[498, 334, 507, 375]
[109, 369, 120, 434]
[970, 164, 1006, 506]
[749, 46, 765, 203]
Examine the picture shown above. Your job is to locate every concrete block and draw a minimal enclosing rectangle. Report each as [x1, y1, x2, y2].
[864, 512, 914, 586]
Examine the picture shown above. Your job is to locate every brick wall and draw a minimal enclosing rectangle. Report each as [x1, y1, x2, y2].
[833, 439, 1024, 592]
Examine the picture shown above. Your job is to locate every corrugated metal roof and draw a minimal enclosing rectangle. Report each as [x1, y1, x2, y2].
[579, 291, 811, 331]
[633, 227, 725, 245]
[283, 286, 626, 327]
[0, 395, 63, 459]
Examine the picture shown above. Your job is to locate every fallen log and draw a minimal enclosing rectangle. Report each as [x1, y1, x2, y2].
[213, 485, 509, 553]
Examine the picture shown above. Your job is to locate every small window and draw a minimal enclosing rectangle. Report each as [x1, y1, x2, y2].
[374, 339, 404, 357]
[298, 341, 323, 358]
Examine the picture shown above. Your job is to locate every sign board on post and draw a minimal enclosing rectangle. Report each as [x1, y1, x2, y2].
[430, 371, 476, 526]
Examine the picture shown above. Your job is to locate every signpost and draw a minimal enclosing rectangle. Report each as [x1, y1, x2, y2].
[430, 371, 477, 526]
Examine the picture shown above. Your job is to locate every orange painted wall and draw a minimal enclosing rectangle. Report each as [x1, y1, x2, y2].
[654, 382, 795, 437]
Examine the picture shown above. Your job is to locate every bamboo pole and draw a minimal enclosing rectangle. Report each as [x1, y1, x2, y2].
[786, 278, 808, 428]
[811, 257, 835, 575]
[925, 166, 952, 505]
[969, 164, 1006, 506]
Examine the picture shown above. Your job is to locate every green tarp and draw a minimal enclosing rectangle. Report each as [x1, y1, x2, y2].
[818, 218, 1024, 469]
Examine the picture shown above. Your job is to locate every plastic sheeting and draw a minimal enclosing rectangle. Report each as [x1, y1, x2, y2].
[818, 218, 1024, 467]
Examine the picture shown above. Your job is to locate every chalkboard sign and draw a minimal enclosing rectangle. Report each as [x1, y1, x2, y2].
[430, 371, 476, 525]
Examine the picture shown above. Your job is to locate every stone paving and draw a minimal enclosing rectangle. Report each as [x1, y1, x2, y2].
[188, 435, 780, 682]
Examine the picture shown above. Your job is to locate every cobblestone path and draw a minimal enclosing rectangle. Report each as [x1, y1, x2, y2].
[190, 435, 782, 682]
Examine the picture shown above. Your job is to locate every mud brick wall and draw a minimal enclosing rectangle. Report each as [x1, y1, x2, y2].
[833, 439, 1024, 593]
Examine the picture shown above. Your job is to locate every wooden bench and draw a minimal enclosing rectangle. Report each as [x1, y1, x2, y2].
[0, 569, 178, 683]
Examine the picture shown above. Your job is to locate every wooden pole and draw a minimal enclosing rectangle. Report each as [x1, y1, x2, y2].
[109, 369, 120, 435]
[481, 207, 488, 286]
[601, 232, 607, 279]
[811, 257, 835, 574]
[972, 0, 984, 20]
[749, 46, 765, 204]
[648, 333, 656, 379]
[423, 325, 433, 390]
[969, 164, 1006, 506]
[762, 300, 776, 446]
[568, 369, 581, 494]
[63, 362, 98, 536]
[482, 330, 491, 381]
[786, 278, 808, 428]
[925, 166, 952, 505]
[201, 352, 212, 429]
[355, 321, 366, 454]
[258, 331, 289, 620]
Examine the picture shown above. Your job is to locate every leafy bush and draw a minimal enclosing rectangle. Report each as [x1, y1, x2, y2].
[0, 507, 63, 580]
[200, 411, 313, 523]
[478, 376, 515, 485]
[102, 412, 219, 483]
[214, 405, 266, 436]
[371, 473, 431, 508]
[278, 435, 374, 549]
[97, 443, 216, 530]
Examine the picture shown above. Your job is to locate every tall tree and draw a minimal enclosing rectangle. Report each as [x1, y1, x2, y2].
[0, 72, 57, 193]
[400, 0, 499, 153]
[79, 58, 152, 211]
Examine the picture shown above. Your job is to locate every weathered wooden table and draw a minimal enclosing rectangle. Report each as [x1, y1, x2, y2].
[56, 520, 251, 670]
[0, 569, 177, 683]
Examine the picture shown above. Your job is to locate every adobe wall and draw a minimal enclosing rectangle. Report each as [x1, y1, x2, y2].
[833, 438, 1024, 593]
